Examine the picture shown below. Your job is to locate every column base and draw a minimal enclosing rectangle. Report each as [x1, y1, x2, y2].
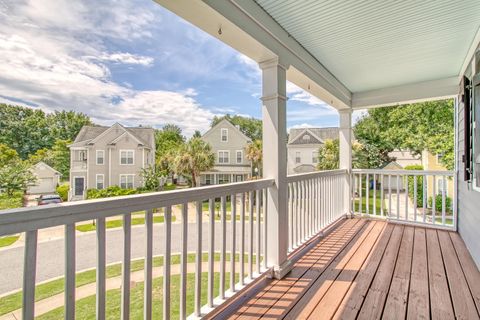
[269, 259, 294, 279]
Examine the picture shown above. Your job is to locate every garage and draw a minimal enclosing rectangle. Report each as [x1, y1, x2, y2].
[27, 162, 61, 194]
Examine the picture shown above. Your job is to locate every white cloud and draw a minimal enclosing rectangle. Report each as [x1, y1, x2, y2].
[287, 123, 314, 133]
[97, 53, 154, 66]
[353, 109, 367, 124]
[287, 81, 332, 107]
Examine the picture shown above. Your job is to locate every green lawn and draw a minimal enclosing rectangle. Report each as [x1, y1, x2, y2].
[76, 215, 174, 232]
[37, 272, 238, 320]
[353, 187, 384, 215]
[0, 253, 252, 316]
[0, 235, 20, 248]
[0, 192, 23, 210]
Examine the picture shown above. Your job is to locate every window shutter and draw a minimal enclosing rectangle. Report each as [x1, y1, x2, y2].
[473, 73, 480, 190]
[462, 76, 472, 181]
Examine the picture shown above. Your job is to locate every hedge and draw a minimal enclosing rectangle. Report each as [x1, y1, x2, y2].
[405, 165, 424, 208]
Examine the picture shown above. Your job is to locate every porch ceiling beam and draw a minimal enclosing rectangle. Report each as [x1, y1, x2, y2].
[459, 26, 480, 79]
[154, 0, 352, 109]
[351, 77, 458, 109]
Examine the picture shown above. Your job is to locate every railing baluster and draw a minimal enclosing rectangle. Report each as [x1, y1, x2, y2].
[256, 189, 261, 273]
[65, 224, 76, 319]
[144, 210, 153, 320]
[373, 174, 377, 216]
[366, 173, 369, 215]
[121, 213, 131, 320]
[388, 175, 392, 217]
[248, 191, 254, 279]
[208, 199, 215, 307]
[239, 193, 245, 285]
[414, 176, 418, 222]
[220, 196, 227, 299]
[442, 176, 447, 225]
[423, 174, 427, 223]
[263, 188, 268, 270]
[359, 173, 363, 214]
[230, 194, 237, 293]
[22, 230, 38, 320]
[405, 174, 409, 220]
[163, 206, 172, 319]
[432, 175, 436, 224]
[96, 217, 106, 320]
[288, 184, 292, 251]
[380, 174, 384, 216]
[180, 203, 188, 319]
[396, 174, 400, 220]
[194, 201, 202, 317]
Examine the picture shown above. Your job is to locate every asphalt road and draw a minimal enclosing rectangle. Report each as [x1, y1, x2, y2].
[0, 221, 254, 295]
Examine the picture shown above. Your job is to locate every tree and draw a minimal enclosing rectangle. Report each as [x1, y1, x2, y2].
[0, 160, 36, 196]
[317, 139, 340, 170]
[155, 124, 185, 175]
[174, 138, 215, 187]
[47, 110, 93, 141]
[193, 130, 202, 138]
[211, 115, 262, 140]
[141, 166, 166, 191]
[27, 139, 71, 178]
[245, 139, 262, 177]
[0, 144, 20, 164]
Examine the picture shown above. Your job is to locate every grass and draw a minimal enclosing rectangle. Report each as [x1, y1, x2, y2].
[76, 215, 174, 232]
[37, 272, 238, 320]
[353, 187, 383, 215]
[0, 253, 253, 316]
[0, 235, 20, 247]
[0, 192, 23, 210]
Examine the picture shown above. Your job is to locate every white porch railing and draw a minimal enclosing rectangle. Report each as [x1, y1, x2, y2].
[351, 169, 456, 230]
[287, 169, 347, 252]
[0, 179, 274, 319]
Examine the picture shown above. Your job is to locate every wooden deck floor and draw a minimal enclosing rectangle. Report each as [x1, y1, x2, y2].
[227, 218, 480, 320]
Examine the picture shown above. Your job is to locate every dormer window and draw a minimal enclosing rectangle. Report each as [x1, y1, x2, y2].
[221, 128, 228, 142]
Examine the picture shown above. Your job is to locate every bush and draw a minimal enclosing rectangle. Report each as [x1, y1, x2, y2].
[56, 184, 69, 201]
[428, 194, 452, 213]
[405, 165, 424, 207]
[163, 183, 176, 191]
[87, 186, 139, 199]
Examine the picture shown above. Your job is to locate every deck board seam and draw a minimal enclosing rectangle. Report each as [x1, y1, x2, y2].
[436, 230, 457, 318]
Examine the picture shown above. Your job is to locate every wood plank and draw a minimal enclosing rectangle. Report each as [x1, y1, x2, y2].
[438, 231, 479, 319]
[382, 226, 414, 320]
[231, 219, 362, 319]
[406, 228, 429, 320]
[285, 221, 380, 319]
[356, 224, 404, 320]
[450, 232, 480, 314]
[426, 229, 454, 320]
[332, 224, 395, 320]
[307, 221, 387, 319]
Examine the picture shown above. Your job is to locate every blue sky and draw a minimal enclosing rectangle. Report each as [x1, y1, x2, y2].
[0, 0, 348, 136]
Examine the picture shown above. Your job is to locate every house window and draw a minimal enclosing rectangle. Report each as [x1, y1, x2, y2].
[96, 150, 104, 165]
[303, 134, 311, 141]
[205, 174, 213, 185]
[236, 150, 243, 164]
[295, 152, 301, 164]
[120, 174, 134, 189]
[218, 174, 230, 184]
[218, 151, 229, 164]
[437, 178, 448, 196]
[436, 153, 444, 165]
[96, 174, 104, 189]
[221, 128, 228, 142]
[120, 150, 134, 165]
[312, 151, 319, 164]
[79, 151, 87, 161]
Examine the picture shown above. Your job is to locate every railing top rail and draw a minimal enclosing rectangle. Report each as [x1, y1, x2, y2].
[352, 169, 454, 176]
[287, 169, 347, 183]
[0, 178, 274, 236]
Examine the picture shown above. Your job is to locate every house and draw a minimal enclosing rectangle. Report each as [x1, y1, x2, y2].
[379, 150, 422, 190]
[287, 127, 338, 175]
[422, 150, 455, 199]
[26, 162, 61, 194]
[200, 119, 252, 185]
[68, 123, 155, 200]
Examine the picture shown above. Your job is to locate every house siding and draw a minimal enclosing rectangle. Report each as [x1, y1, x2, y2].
[457, 49, 480, 268]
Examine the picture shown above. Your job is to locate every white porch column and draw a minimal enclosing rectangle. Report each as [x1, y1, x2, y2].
[339, 109, 353, 216]
[260, 57, 292, 279]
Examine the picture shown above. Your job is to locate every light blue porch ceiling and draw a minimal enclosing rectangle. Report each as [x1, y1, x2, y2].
[254, 0, 480, 92]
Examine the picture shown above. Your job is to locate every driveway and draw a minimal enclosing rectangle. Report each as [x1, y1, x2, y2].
[0, 221, 253, 295]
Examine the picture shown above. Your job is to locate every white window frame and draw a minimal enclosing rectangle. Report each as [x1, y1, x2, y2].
[221, 128, 228, 142]
[295, 151, 301, 164]
[205, 174, 213, 185]
[218, 150, 230, 164]
[236, 150, 243, 164]
[119, 174, 134, 189]
[119, 149, 135, 165]
[96, 150, 105, 165]
[312, 151, 319, 164]
[437, 178, 448, 196]
[96, 174, 105, 190]
[218, 174, 230, 184]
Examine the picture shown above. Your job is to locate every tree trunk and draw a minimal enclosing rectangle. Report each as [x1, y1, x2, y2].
[191, 170, 197, 187]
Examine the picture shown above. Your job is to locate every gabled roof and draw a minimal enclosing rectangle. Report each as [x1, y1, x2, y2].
[202, 118, 252, 142]
[70, 123, 155, 149]
[288, 127, 339, 145]
[32, 161, 61, 175]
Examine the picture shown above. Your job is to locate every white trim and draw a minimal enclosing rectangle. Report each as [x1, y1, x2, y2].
[89, 123, 123, 144]
[235, 150, 243, 164]
[218, 150, 230, 164]
[69, 147, 88, 151]
[73, 176, 85, 197]
[289, 128, 324, 145]
[110, 130, 148, 148]
[119, 149, 135, 165]
[108, 148, 112, 187]
[119, 174, 135, 189]
[201, 118, 251, 143]
[96, 150, 105, 165]
[221, 128, 229, 142]
[96, 174, 105, 190]
[459, 27, 480, 80]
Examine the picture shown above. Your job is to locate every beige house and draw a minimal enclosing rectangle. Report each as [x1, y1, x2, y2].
[287, 127, 339, 175]
[200, 119, 252, 185]
[68, 123, 155, 200]
[27, 162, 61, 194]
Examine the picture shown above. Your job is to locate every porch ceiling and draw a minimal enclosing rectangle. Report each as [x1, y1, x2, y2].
[255, 0, 480, 93]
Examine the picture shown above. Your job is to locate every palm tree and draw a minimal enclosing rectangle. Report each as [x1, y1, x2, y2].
[174, 137, 215, 187]
[246, 139, 262, 178]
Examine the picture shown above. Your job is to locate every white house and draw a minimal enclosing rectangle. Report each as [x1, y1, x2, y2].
[27, 162, 61, 194]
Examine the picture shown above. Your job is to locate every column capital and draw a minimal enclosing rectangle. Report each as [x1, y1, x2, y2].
[338, 108, 353, 115]
[259, 57, 289, 71]
[261, 93, 288, 102]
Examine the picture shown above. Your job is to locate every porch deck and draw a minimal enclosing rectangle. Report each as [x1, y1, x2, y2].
[226, 218, 480, 320]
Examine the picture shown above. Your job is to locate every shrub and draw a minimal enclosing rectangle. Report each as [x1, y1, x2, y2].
[87, 186, 139, 199]
[405, 165, 424, 207]
[428, 194, 452, 213]
[163, 183, 176, 191]
[56, 184, 69, 201]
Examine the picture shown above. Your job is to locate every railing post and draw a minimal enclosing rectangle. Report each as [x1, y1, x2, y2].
[260, 57, 292, 279]
[339, 109, 353, 217]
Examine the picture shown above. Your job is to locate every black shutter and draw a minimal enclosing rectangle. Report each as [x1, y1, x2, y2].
[462, 76, 472, 181]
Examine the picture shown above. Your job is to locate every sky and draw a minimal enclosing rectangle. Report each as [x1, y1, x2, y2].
[0, 0, 364, 137]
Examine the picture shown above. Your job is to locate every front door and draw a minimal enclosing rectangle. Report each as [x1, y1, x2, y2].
[235, 175, 243, 182]
[74, 177, 85, 196]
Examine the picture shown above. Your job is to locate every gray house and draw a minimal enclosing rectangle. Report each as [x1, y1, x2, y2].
[68, 123, 155, 200]
[287, 127, 339, 175]
[200, 119, 252, 185]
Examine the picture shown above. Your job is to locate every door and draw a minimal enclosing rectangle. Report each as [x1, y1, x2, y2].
[74, 177, 85, 196]
[235, 175, 243, 182]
